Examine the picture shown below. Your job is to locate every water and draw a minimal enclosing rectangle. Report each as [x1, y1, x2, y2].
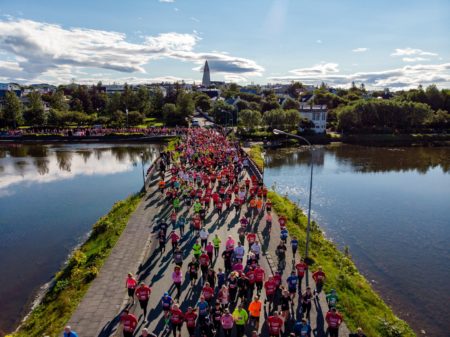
[0, 143, 162, 335]
[263, 145, 450, 336]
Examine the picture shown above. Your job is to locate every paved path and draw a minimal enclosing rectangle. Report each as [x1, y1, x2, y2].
[67, 169, 162, 337]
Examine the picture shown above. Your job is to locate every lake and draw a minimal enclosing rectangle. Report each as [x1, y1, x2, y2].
[263, 145, 450, 337]
[0, 143, 161, 335]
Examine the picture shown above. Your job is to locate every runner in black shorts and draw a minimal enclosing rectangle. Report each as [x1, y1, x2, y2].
[188, 257, 199, 287]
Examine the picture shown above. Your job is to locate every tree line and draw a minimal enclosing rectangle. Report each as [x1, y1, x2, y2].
[0, 83, 196, 128]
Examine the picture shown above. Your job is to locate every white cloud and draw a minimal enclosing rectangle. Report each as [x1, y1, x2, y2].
[268, 63, 450, 90]
[402, 57, 429, 62]
[316, 39, 322, 44]
[352, 47, 368, 53]
[289, 63, 339, 76]
[391, 47, 438, 57]
[159, 0, 175, 2]
[224, 74, 248, 83]
[0, 18, 264, 83]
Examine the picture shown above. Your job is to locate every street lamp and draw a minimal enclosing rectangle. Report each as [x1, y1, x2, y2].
[140, 152, 146, 191]
[272, 129, 314, 270]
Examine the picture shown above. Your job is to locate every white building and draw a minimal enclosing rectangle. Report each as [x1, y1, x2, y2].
[299, 103, 328, 133]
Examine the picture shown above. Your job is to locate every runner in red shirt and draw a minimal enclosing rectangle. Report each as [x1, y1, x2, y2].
[278, 215, 287, 228]
[312, 266, 326, 297]
[267, 311, 284, 337]
[246, 232, 256, 250]
[264, 276, 277, 310]
[169, 230, 180, 251]
[170, 303, 184, 337]
[184, 307, 197, 337]
[295, 257, 308, 291]
[120, 309, 137, 337]
[326, 307, 343, 337]
[246, 267, 256, 291]
[199, 252, 210, 281]
[134, 282, 151, 322]
[254, 265, 265, 296]
[202, 282, 215, 304]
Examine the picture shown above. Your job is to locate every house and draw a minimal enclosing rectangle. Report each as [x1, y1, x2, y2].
[0, 83, 22, 99]
[299, 103, 328, 133]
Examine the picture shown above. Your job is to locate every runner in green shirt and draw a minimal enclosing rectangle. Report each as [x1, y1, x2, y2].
[232, 303, 248, 337]
[192, 240, 202, 260]
[212, 234, 221, 258]
[326, 289, 339, 309]
[193, 200, 202, 214]
[173, 197, 180, 212]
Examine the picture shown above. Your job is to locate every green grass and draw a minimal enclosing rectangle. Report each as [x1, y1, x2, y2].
[11, 193, 143, 337]
[248, 143, 264, 172]
[267, 190, 415, 337]
[137, 117, 165, 128]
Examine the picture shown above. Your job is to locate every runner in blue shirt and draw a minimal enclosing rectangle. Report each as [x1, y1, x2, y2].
[294, 318, 312, 337]
[291, 236, 299, 259]
[161, 292, 173, 331]
[177, 215, 186, 236]
[280, 228, 289, 244]
[196, 295, 209, 325]
[287, 271, 299, 299]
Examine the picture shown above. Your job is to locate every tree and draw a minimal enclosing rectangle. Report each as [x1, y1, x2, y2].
[195, 93, 211, 112]
[425, 84, 444, 111]
[111, 110, 125, 127]
[2, 91, 23, 128]
[50, 90, 69, 111]
[162, 103, 180, 126]
[176, 91, 194, 124]
[261, 97, 281, 113]
[284, 109, 301, 131]
[212, 100, 235, 125]
[238, 109, 262, 131]
[106, 92, 122, 116]
[150, 87, 165, 117]
[127, 111, 145, 126]
[235, 99, 249, 111]
[23, 91, 45, 125]
[282, 98, 300, 110]
[136, 86, 152, 115]
[263, 109, 286, 129]
[286, 82, 303, 99]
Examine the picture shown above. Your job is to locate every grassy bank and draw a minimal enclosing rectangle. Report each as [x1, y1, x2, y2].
[248, 144, 264, 172]
[267, 192, 415, 337]
[10, 193, 143, 337]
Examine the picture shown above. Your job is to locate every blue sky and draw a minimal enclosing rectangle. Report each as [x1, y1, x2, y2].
[0, 0, 449, 89]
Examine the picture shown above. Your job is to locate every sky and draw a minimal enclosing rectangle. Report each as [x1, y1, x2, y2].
[0, 0, 449, 89]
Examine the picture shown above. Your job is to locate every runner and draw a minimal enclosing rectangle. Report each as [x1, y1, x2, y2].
[212, 234, 222, 257]
[170, 303, 184, 337]
[293, 318, 312, 337]
[188, 257, 199, 287]
[267, 311, 284, 337]
[120, 309, 138, 337]
[264, 276, 277, 311]
[326, 289, 339, 309]
[248, 295, 262, 330]
[196, 295, 209, 326]
[161, 292, 174, 331]
[295, 258, 308, 292]
[232, 303, 248, 337]
[184, 306, 197, 337]
[220, 308, 234, 337]
[325, 307, 343, 337]
[125, 273, 137, 305]
[172, 266, 183, 299]
[134, 282, 151, 322]
[312, 266, 326, 297]
[199, 227, 209, 248]
[301, 287, 313, 318]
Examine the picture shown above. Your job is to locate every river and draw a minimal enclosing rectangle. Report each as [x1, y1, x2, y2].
[263, 144, 450, 337]
[0, 143, 161, 335]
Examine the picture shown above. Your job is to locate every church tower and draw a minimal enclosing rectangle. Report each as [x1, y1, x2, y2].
[202, 60, 211, 87]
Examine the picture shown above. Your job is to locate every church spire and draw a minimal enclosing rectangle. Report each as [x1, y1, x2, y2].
[202, 60, 211, 87]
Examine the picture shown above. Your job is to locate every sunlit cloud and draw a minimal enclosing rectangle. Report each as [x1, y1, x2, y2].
[392, 47, 438, 57]
[352, 47, 368, 53]
[268, 63, 450, 89]
[0, 18, 264, 83]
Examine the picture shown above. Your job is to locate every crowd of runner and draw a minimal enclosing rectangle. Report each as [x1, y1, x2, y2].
[64, 127, 367, 337]
[1, 126, 187, 137]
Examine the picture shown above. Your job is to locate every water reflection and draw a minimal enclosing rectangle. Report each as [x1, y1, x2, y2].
[264, 145, 450, 337]
[0, 143, 162, 333]
[0, 144, 160, 198]
[266, 145, 450, 174]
